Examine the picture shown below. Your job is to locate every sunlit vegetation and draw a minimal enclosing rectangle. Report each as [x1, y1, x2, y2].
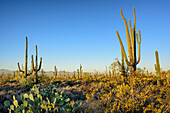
[0, 7, 169, 113]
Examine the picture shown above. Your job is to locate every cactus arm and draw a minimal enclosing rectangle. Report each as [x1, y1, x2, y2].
[120, 9, 133, 62]
[116, 31, 130, 66]
[129, 19, 132, 36]
[131, 28, 135, 61]
[117, 60, 122, 66]
[136, 30, 141, 64]
[31, 55, 35, 71]
[37, 57, 42, 71]
[35, 45, 38, 71]
[133, 7, 136, 33]
[17, 62, 24, 73]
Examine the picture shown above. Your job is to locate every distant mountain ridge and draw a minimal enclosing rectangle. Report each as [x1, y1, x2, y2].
[0, 69, 76, 75]
[0, 69, 13, 74]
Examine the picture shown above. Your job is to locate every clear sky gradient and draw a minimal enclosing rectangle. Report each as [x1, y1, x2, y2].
[0, 0, 170, 73]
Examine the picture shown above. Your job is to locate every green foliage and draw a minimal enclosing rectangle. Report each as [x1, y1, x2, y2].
[4, 84, 82, 113]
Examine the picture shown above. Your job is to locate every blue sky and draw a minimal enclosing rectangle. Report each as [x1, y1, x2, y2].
[0, 0, 170, 72]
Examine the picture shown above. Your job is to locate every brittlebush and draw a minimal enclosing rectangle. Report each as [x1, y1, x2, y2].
[86, 73, 170, 113]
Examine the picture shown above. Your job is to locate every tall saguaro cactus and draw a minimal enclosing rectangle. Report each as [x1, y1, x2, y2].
[155, 51, 161, 86]
[116, 7, 141, 76]
[17, 36, 32, 77]
[31, 45, 42, 84]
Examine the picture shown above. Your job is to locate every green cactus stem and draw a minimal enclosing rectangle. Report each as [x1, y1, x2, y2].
[53, 66, 57, 77]
[155, 51, 161, 86]
[109, 70, 111, 78]
[116, 7, 141, 77]
[31, 45, 42, 84]
[79, 64, 82, 78]
[73, 71, 76, 78]
[77, 69, 79, 79]
[17, 36, 32, 77]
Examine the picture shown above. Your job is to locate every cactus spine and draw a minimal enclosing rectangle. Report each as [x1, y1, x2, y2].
[17, 36, 32, 77]
[31, 45, 42, 84]
[53, 66, 57, 76]
[116, 7, 141, 77]
[154, 51, 161, 86]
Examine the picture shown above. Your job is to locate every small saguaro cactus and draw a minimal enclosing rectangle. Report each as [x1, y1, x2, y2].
[13, 71, 15, 77]
[40, 69, 44, 76]
[79, 64, 82, 78]
[109, 70, 111, 78]
[72, 71, 76, 78]
[17, 36, 32, 77]
[154, 51, 161, 86]
[77, 69, 80, 79]
[116, 7, 141, 77]
[31, 45, 42, 84]
[53, 66, 57, 76]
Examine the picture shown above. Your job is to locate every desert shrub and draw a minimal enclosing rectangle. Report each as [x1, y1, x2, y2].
[86, 74, 170, 113]
[0, 73, 12, 86]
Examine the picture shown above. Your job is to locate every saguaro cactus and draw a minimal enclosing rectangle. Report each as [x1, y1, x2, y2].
[77, 69, 80, 79]
[53, 66, 57, 76]
[154, 51, 161, 86]
[31, 45, 42, 84]
[17, 36, 32, 77]
[79, 64, 82, 78]
[116, 7, 141, 76]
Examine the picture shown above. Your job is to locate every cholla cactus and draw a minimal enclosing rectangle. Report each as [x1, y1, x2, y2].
[31, 45, 42, 84]
[154, 51, 161, 86]
[116, 7, 141, 77]
[17, 36, 32, 77]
